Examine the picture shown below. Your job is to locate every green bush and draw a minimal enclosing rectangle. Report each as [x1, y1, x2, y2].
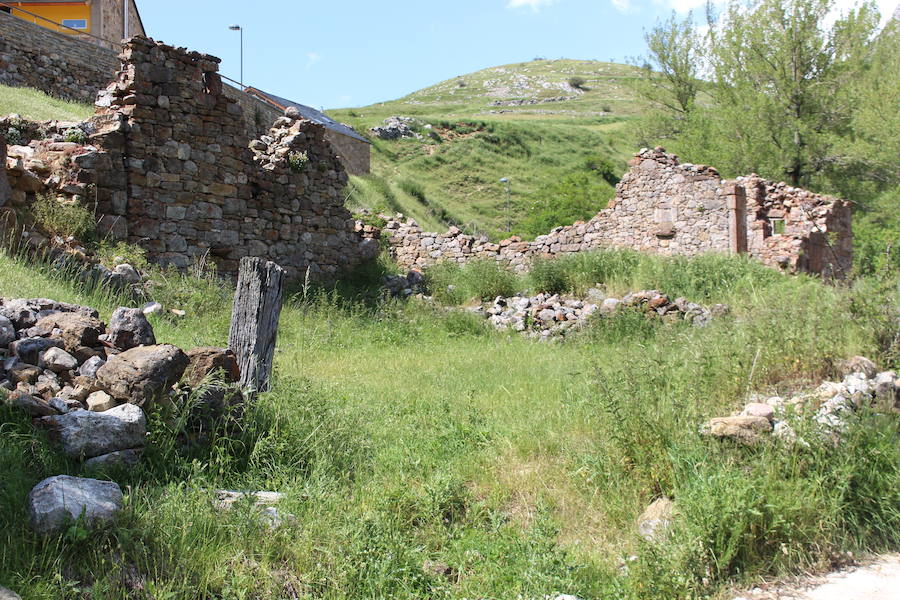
[528, 257, 571, 295]
[286, 150, 309, 173]
[30, 194, 95, 240]
[568, 76, 588, 90]
[63, 127, 87, 144]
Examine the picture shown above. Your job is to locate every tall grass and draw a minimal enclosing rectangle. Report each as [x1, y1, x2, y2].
[0, 248, 897, 599]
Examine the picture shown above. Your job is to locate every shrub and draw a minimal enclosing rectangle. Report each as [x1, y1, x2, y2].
[398, 179, 427, 204]
[92, 239, 149, 270]
[63, 127, 87, 144]
[30, 194, 95, 240]
[286, 150, 309, 173]
[568, 76, 588, 90]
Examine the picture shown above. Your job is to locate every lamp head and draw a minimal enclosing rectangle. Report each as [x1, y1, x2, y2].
[229, 25, 241, 31]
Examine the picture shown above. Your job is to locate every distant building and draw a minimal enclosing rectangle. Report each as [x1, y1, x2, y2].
[2, 1, 144, 47]
[244, 87, 371, 176]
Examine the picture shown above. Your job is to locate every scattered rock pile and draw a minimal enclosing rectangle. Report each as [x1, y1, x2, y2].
[0, 296, 242, 535]
[471, 289, 727, 339]
[370, 116, 422, 140]
[382, 269, 427, 297]
[705, 356, 898, 445]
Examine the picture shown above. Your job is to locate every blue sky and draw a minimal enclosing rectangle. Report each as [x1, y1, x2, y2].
[137, 0, 894, 110]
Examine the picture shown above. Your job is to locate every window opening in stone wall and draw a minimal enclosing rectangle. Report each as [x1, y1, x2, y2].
[62, 19, 88, 30]
[770, 218, 786, 235]
[1, 7, 11, 14]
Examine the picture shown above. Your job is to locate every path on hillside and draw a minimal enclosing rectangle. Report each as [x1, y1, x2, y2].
[733, 554, 900, 600]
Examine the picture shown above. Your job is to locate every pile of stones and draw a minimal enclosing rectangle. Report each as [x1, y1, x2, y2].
[705, 356, 898, 446]
[0, 296, 241, 536]
[471, 289, 727, 339]
[370, 116, 422, 140]
[382, 269, 427, 298]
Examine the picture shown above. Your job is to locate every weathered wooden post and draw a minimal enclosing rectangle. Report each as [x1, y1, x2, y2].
[228, 257, 285, 393]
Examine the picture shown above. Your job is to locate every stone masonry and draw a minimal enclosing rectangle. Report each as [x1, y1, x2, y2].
[2, 36, 378, 280]
[385, 148, 852, 278]
[0, 11, 120, 103]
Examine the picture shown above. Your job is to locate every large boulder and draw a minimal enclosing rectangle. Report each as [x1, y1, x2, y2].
[34, 312, 104, 352]
[107, 307, 155, 350]
[9, 337, 63, 365]
[27, 475, 123, 535]
[37, 404, 146, 459]
[96, 344, 188, 406]
[183, 347, 241, 386]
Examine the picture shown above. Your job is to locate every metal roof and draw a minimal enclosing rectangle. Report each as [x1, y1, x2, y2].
[244, 87, 370, 144]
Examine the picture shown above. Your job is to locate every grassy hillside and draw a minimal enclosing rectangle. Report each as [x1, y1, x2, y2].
[0, 85, 93, 122]
[1, 250, 897, 599]
[328, 60, 647, 237]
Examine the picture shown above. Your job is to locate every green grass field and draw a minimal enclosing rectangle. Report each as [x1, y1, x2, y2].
[1, 249, 897, 599]
[328, 60, 646, 237]
[0, 85, 93, 123]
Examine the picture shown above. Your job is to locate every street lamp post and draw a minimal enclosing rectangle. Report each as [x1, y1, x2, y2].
[500, 177, 511, 232]
[229, 24, 243, 87]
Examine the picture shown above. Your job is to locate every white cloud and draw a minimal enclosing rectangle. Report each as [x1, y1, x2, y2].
[507, 0, 560, 11]
[306, 52, 321, 69]
[611, 0, 632, 12]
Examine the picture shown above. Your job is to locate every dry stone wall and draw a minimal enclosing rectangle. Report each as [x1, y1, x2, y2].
[0, 11, 120, 103]
[385, 148, 852, 278]
[2, 36, 377, 281]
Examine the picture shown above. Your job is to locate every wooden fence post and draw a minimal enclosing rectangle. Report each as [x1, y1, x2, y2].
[228, 257, 285, 393]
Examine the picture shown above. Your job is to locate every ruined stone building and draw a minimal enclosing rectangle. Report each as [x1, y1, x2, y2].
[385, 148, 852, 278]
[2, 36, 378, 280]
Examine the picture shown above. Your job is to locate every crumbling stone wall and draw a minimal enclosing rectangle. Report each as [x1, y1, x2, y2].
[385, 148, 852, 278]
[3, 37, 377, 280]
[0, 11, 120, 102]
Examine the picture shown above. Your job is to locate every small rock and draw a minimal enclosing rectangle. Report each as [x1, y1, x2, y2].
[112, 263, 142, 284]
[96, 344, 188, 407]
[839, 356, 878, 379]
[706, 415, 773, 444]
[34, 312, 104, 351]
[8, 363, 40, 385]
[107, 307, 156, 350]
[86, 390, 117, 412]
[48, 397, 69, 414]
[741, 402, 775, 421]
[142, 301, 163, 315]
[183, 347, 241, 387]
[637, 497, 675, 542]
[10, 391, 57, 417]
[170, 309, 186, 317]
[40, 347, 78, 373]
[0, 315, 15, 346]
[37, 404, 146, 459]
[0, 586, 21, 600]
[9, 337, 63, 365]
[78, 355, 106, 379]
[84, 449, 142, 471]
[600, 297, 621, 314]
[27, 475, 123, 535]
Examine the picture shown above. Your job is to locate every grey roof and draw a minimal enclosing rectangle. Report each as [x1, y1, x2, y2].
[247, 88, 370, 144]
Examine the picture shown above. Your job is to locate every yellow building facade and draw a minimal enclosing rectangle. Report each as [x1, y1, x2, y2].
[2, 1, 144, 43]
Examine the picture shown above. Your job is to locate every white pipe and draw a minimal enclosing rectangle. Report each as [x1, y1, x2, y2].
[123, 0, 129, 38]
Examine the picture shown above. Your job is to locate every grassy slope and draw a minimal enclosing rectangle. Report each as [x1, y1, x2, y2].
[328, 60, 646, 236]
[0, 84, 94, 122]
[1, 251, 897, 599]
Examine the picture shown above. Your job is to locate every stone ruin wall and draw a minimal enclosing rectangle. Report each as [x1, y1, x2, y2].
[0, 11, 121, 103]
[385, 148, 852, 278]
[1, 36, 377, 280]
